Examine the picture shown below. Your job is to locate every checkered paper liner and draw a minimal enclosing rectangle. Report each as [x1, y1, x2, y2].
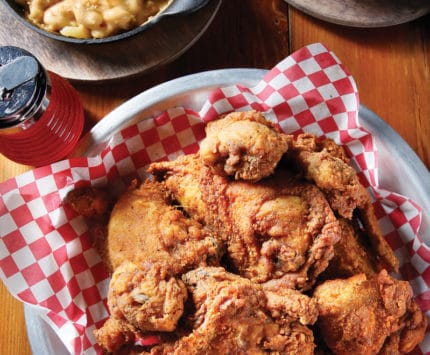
[0, 43, 429, 354]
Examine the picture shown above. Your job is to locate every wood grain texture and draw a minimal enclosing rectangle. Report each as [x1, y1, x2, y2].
[0, 283, 31, 355]
[0, 0, 222, 81]
[289, 7, 430, 169]
[73, 0, 290, 127]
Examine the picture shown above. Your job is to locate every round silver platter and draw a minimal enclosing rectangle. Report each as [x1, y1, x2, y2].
[25, 68, 430, 354]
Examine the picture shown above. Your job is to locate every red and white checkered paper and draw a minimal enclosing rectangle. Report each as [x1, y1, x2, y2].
[0, 43, 429, 354]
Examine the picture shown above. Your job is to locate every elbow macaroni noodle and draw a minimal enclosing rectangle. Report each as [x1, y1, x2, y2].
[17, 0, 172, 39]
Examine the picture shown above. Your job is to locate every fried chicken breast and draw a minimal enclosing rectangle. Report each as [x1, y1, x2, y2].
[105, 180, 221, 273]
[150, 154, 341, 290]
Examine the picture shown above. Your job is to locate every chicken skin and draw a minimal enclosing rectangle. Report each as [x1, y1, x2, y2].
[289, 133, 399, 273]
[152, 267, 316, 354]
[313, 270, 427, 355]
[150, 154, 341, 290]
[199, 110, 291, 182]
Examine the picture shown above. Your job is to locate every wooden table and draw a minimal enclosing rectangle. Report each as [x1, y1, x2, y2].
[1, 1, 429, 354]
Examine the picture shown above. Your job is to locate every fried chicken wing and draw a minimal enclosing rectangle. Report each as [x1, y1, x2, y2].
[199, 110, 291, 181]
[154, 267, 316, 354]
[313, 270, 427, 355]
[289, 133, 399, 273]
[150, 154, 341, 290]
[290, 133, 368, 219]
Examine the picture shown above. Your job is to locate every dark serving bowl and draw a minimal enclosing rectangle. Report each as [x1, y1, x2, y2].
[0, 0, 209, 44]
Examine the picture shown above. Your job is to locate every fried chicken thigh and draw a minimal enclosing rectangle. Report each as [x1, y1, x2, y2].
[150, 154, 341, 290]
[154, 267, 316, 354]
[314, 270, 427, 355]
[200, 110, 291, 182]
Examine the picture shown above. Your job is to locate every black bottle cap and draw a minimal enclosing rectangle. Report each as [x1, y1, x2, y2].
[0, 46, 48, 130]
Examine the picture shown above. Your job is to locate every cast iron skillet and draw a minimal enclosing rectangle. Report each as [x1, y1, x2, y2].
[0, 0, 210, 44]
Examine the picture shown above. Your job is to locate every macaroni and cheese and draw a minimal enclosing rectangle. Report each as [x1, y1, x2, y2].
[16, 0, 172, 39]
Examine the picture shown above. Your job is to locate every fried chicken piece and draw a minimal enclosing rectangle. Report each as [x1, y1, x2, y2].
[313, 270, 427, 355]
[155, 267, 316, 354]
[150, 153, 232, 244]
[380, 299, 428, 354]
[289, 133, 368, 219]
[105, 180, 222, 273]
[228, 171, 341, 289]
[199, 110, 291, 181]
[289, 133, 399, 273]
[150, 154, 341, 290]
